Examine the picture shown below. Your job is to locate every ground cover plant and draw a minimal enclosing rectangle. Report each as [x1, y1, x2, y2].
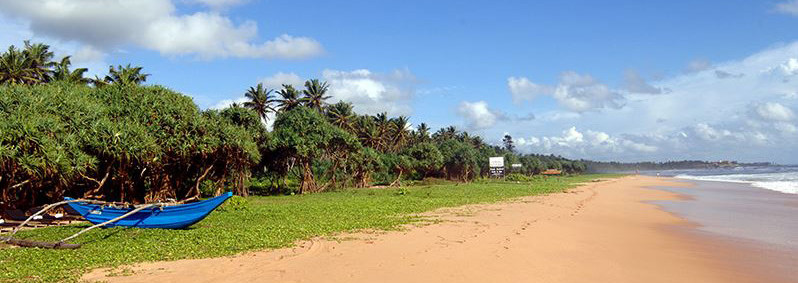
[0, 174, 622, 282]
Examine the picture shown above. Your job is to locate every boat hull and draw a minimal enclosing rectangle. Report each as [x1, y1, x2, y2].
[64, 192, 232, 229]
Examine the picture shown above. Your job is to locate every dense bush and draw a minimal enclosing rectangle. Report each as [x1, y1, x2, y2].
[0, 41, 587, 210]
[0, 83, 259, 209]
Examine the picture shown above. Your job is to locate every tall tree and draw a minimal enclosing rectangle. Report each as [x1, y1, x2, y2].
[276, 84, 301, 112]
[373, 112, 390, 151]
[301, 79, 331, 111]
[503, 134, 515, 153]
[415, 123, 431, 143]
[390, 116, 410, 151]
[326, 101, 355, 131]
[269, 106, 360, 194]
[104, 64, 149, 86]
[22, 40, 55, 83]
[243, 83, 276, 122]
[52, 56, 90, 84]
[0, 46, 35, 85]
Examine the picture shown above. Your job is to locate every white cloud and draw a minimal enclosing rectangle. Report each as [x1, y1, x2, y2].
[501, 41, 798, 163]
[189, 0, 248, 10]
[778, 58, 798, 75]
[623, 70, 670, 94]
[553, 72, 623, 112]
[775, 0, 798, 16]
[507, 76, 552, 103]
[685, 59, 712, 73]
[755, 102, 795, 121]
[0, 0, 323, 60]
[507, 72, 623, 112]
[259, 72, 304, 90]
[323, 69, 417, 116]
[210, 96, 249, 110]
[515, 127, 658, 160]
[456, 101, 504, 130]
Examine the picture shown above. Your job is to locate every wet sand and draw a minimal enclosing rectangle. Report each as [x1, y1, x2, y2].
[656, 180, 798, 282]
[83, 176, 784, 283]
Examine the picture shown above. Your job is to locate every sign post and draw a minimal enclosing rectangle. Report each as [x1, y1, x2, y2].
[489, 157, 505, 178]
[511, 163, 522, 173]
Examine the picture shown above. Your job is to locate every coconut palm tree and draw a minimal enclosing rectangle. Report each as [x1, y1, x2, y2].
[327, 101, 355, 131]
[276, 84, 301, 112]
[301, 79, 331, 111]
[415, 123, 431, 143]
[373, 112, 390, 151]
[104, 64, 149, 85]
[243, 83, 276, 122]
[433, 126, 458, 142]
[390, 116, 410, 151]
[0, 46, 36, 85]
[52, 56, 90, 85]
[22, 40, 55, 83]
[359, 120, 381, 149]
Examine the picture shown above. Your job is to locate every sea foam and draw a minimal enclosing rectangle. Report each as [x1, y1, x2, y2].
[675, 171, 798, 195]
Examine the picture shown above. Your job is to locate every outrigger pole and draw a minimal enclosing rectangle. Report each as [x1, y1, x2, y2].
[2, 200, 164, 249]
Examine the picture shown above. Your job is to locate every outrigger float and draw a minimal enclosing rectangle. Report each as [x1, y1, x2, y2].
[1, 192, 232, 249]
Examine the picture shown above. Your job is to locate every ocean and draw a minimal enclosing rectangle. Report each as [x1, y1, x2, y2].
[653, 166, 798, 195]
[646, 167, 798, 281]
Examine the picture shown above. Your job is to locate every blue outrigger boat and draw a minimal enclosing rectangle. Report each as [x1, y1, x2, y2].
[65, 192, 233, 229]
[3, 192, 233, 249]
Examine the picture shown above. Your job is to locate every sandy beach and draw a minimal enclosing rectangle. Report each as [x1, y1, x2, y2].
[82, 176, 785, 283]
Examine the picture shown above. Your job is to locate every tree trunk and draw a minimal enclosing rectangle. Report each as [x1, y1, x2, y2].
[299, 161, 316, 194]
[389, 169, 403, 187]
[184, 165, 213, 201]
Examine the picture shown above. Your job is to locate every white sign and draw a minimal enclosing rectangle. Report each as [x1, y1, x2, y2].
[511, 163, 522, 168]
[489, 157, 505, 167]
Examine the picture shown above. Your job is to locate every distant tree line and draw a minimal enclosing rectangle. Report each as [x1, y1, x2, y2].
[582, 160, 772, 172]
[0, 41, 584, 210]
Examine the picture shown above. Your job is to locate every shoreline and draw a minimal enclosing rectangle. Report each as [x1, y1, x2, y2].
[653, 179, 798, 282]
[82, 176, 783, 283]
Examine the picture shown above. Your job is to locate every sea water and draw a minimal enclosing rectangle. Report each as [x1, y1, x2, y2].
[659, 166, 798, 195]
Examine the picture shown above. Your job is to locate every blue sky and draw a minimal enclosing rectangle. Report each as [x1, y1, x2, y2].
[2, 0, 798, 163]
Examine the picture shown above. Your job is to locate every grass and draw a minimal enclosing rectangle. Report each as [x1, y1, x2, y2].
[0, 174, 623, 282]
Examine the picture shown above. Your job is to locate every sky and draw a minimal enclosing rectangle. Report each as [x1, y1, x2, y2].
[1, 0, 798, 164]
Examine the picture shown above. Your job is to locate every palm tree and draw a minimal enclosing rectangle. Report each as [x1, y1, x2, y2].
[390, 116, 410, 151]
[373, 112, 390, 151]
[327, 101, 355, 131]
[301, 79, 331, 111]
[22, 40, 55, 83]
[358, 119, 381, 149]
[415, 123, 431, 143]
[243, 83, 276, 122]
[104, 64, 149, 85]
[0, 46, 36, 85]
[434, 126, 458, 142]
[52, 56, 90, 84]
[276, 84, 301, 112]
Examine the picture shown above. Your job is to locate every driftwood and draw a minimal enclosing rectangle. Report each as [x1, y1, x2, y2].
[3, 238, 81, 249]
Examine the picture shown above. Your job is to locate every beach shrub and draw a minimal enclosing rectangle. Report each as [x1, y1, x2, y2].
[269, 106, 361, 193]
[437, 139, 480, 181]
[505, 173, 532, 182]
[216, 195, 249, 212]
[0, 83, 260, 209]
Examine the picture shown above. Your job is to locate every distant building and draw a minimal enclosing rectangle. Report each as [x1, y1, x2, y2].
[542, 169, 562, 175]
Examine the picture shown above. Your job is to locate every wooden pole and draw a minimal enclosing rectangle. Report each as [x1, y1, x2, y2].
[6, 199, 105, 239]
[58, 203, 161, 244]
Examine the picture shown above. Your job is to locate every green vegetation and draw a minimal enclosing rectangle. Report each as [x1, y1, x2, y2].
[0, 174, 621, 282]
[1, 41, 586, 211]
[0, 41, 598, 281]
